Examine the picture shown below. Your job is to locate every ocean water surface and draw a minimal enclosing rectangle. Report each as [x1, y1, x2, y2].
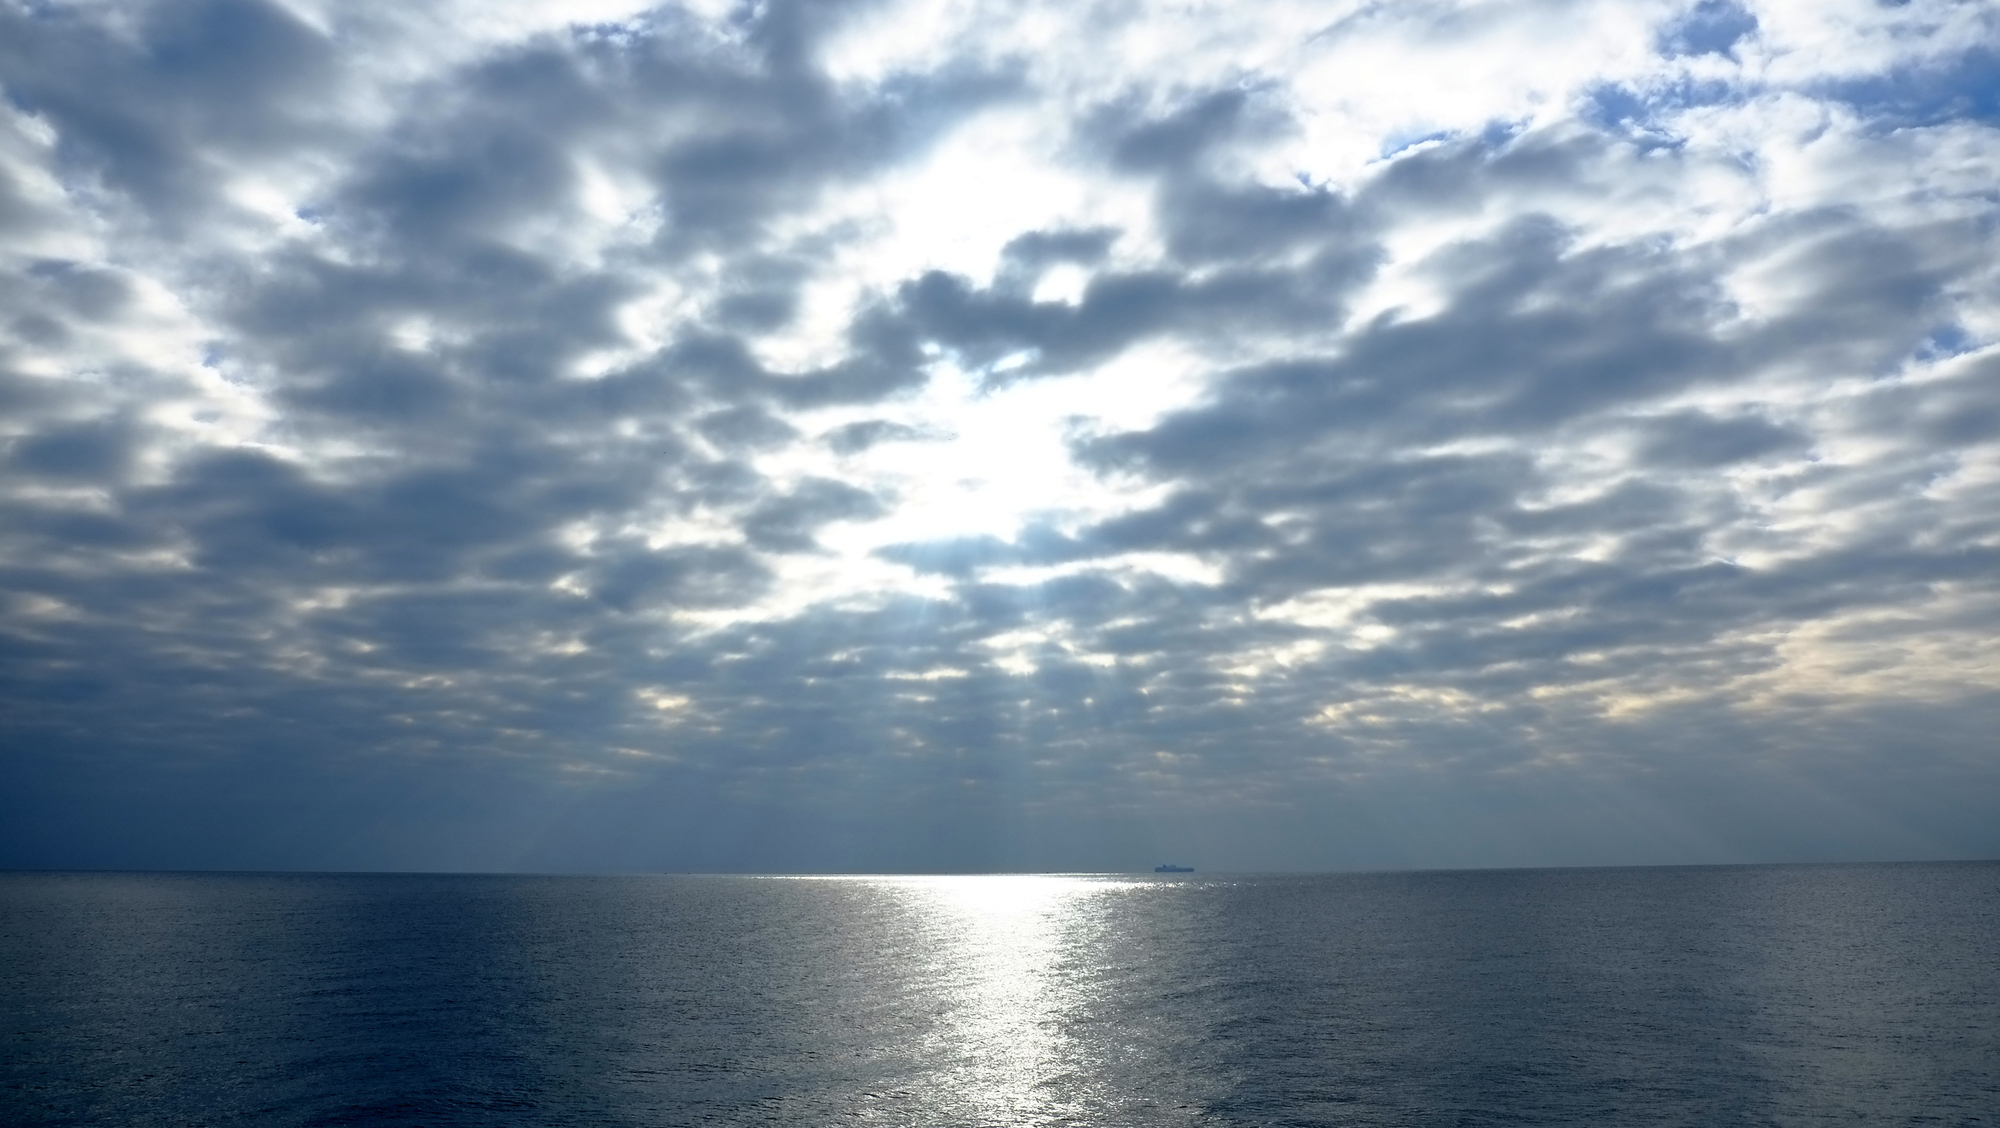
[2, 864, 1996, 1126]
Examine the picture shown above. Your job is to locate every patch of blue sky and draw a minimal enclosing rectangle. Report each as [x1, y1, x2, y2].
[1372, 121, 1530, 166]
[1582, 79, 1745, 151]
[1655, 0, 1758, 60]
[1377, 129, 1454, 161]
[1478, 119, 1529, 148]
[1914, 324, 1978, 364]
[1819, 48, 2000, 131]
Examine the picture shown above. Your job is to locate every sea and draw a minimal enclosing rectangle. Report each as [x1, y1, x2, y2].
[2, 863, 1995, 1126]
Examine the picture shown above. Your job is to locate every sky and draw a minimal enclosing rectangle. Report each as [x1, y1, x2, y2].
[2, 0, 1997, 873]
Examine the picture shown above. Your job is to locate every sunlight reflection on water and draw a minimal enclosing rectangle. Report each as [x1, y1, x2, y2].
[11, 868, 1993, 1126]
[834, 874, 1143, 1124]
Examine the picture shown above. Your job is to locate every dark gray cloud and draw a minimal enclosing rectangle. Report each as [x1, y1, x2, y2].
[1634, 411, 1805, 468]
[741, 477, 886, 552]
[2, 0, 1997, 871]
[0, 0, 338, 231]
[822, 418, 944, 454]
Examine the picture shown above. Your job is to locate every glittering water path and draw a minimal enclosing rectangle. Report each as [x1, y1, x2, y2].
[4, 864, 1996, 1125]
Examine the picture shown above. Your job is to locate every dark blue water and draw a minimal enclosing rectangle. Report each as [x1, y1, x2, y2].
[3, 865, 1996, 1126]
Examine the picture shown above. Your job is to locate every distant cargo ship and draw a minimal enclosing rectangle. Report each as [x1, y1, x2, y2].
[1154, 864, 1194, 873]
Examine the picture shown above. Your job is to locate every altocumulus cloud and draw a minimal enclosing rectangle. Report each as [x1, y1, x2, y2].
[2, 0, 1997, 871]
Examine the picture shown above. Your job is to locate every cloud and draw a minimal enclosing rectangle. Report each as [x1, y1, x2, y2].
[822, 418, 945, 454]
[2, 0, 1997, 871]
